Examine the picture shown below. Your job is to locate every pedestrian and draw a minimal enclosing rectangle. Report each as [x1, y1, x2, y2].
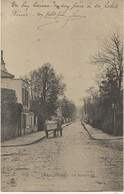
[57, 117, 63, 136]
[44, 120, 49, 138]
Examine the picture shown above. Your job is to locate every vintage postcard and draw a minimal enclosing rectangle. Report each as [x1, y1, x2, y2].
[1, 0, 123, 192]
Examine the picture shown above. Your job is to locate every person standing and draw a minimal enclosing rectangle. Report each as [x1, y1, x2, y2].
[57, 117, 63, 136]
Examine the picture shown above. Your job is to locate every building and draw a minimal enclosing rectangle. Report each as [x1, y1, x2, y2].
[1, 50, 38, 136]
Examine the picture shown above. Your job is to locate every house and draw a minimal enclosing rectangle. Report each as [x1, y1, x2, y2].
[1, 50, 38, 136]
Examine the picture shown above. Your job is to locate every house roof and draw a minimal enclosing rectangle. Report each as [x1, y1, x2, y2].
[1, 70, 15, 78]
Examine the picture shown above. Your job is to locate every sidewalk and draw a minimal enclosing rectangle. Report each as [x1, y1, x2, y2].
[1, 122, 73, 147]
[81, 120, 123, 141]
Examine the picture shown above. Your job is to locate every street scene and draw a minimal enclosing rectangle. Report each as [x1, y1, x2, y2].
[1, 120, 123, 191]
[1, 0, 123, 192]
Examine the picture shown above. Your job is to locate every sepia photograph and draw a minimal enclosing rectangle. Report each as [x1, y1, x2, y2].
[1, 0, 123, 192]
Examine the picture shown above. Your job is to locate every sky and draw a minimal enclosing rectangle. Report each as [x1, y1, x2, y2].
[2, 0, 123, 106]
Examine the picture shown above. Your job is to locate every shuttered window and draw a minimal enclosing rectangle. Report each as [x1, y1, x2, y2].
[22, 87, 29, 107]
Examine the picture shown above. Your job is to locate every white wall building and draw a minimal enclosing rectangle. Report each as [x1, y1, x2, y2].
[1, 50, 38, 136]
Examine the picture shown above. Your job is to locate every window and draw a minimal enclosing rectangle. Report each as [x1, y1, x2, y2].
[22, 87, 29, 107]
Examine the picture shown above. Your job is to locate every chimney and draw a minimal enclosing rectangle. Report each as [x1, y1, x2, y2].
[1, 50, 7, 72]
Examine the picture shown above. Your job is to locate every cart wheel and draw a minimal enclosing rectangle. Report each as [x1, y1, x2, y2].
[46, 131, 48, 138]
[53, 131, 56, 137]
[60, 130, 62, 137]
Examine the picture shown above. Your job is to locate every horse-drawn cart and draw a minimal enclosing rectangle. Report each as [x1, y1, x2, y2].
[44, 120, 62, 138]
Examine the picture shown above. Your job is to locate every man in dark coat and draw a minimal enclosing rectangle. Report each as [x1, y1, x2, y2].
[57, 117, 63, 136]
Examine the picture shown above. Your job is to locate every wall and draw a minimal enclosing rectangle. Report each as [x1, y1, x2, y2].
[1, 103, 22, 141]
[21, 112, 38, 135]
[1, 80, 38, 140]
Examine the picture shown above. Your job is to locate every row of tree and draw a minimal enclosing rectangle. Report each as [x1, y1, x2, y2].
[24, 63, 76, 130]
[82, 31, 123, 135]
[60, 97, 76, 123]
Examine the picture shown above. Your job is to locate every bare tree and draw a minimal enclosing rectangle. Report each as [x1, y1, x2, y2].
[91, 31, 123, 102]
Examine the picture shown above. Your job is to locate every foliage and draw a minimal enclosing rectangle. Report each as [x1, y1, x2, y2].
[99, 70, 120, 107]
[1, 89, 23, 141]
[60, 97, 76, 121]
[82, 31, 123, 135]
[1, 88, 23, 114]
[1, 88, 17, 104]
[24, 63, 66, 129]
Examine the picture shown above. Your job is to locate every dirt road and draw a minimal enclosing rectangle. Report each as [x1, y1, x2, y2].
[1, 120, 123, 191]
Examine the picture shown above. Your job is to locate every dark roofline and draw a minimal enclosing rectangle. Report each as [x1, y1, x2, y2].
[13, 78, 30, 85]
[1, 70, 15, 78]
